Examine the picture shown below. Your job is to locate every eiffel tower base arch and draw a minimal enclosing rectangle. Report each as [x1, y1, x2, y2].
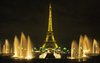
[42, 42, 58, 50]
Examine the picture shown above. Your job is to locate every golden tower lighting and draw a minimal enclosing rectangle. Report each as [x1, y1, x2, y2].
[42, 4, 58, 50]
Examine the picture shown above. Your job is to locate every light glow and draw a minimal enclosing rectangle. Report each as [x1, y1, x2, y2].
[54, 52, 61, 59]
[39, 52, 47, 59]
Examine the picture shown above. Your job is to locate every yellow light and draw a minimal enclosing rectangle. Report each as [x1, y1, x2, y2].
[18, 47, 20, 49]
[48, 4, 53, 31]
[46, 35, 49, 42]
[25, 56, 33, 59]
[95, 45, 97, 47]
[6, 49, 9, 50]
[35, 51, 41, 52]
[42, 4, 58, 50]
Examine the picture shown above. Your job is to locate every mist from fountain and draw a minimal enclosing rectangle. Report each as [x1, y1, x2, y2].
[11, 47, 12, 53]
[93, 39, 99, 54]
[71, 40, 78, 58]
[0, 43, 1, 53]
[5, 39, 9, 53]
[79, 35, 83, 57]
[25, 36, 33, 59]
[69, 35, 100, 60]
[3, 45, 6, 53]
[13, 32, 34, 59]
[83, 35, 90, 57]
[20, 32, 27, 57]
[14, 35, 20, 57]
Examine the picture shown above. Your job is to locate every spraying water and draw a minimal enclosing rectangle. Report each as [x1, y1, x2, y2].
[26, 36, 33, 59]
[3, 45, 6, 53]
[0, 43, 1, 53]
[20, 32, 26, 57]
[5, 39, 9, 53]
[79, 35, 83, 57]
[71, 40, 78, 57]
[14, 35, 20, 57]
[93, 39, 99, 54]
[83, 35, 90, 57]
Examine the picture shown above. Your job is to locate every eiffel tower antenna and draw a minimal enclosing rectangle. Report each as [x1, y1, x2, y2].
[48, 4, 53, 31]
[42, 4, 58, 50]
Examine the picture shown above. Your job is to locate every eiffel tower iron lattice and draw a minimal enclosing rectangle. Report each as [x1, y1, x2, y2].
[42, 4, 58, 50]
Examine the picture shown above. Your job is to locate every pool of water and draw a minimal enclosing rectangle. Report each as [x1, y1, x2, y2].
[0, 55, 100, 63]
[0, 53, 100, 63]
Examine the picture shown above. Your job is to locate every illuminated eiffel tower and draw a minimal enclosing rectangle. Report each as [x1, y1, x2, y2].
[42, 4, 58, 50]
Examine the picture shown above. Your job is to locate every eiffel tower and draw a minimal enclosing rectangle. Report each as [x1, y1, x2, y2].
[42, 4, 58, 50]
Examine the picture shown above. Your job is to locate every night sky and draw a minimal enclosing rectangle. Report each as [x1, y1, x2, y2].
[0, 0, 100, 48]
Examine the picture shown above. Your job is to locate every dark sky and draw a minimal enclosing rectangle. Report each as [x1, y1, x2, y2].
[0, 0, 100, 48]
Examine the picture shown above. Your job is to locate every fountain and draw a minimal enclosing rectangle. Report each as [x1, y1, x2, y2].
[11, 47, 12, 53]
[79, 35, 83, 57]
[83, 35, 90, 57]
[1, 31, 99, 60]
[25, 36, 33, 59]
[5, 39, 9, 53]
[13, 32, 34, 59]
[93, 39, 99, 54]
[71, 40, 78, 58]
[3, 45, 6, 53]
[14, 35, 20, 57]
[0, 43, 1, 53]
[68, 35, 99, 61]
[20, 32, 27, 57]
[2, 39, 9, 53]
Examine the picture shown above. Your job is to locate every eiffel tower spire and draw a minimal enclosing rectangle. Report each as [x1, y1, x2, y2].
[48, 4, 53, 31]
[42, 4, 58, 50]
[45, 4, 55, 42]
